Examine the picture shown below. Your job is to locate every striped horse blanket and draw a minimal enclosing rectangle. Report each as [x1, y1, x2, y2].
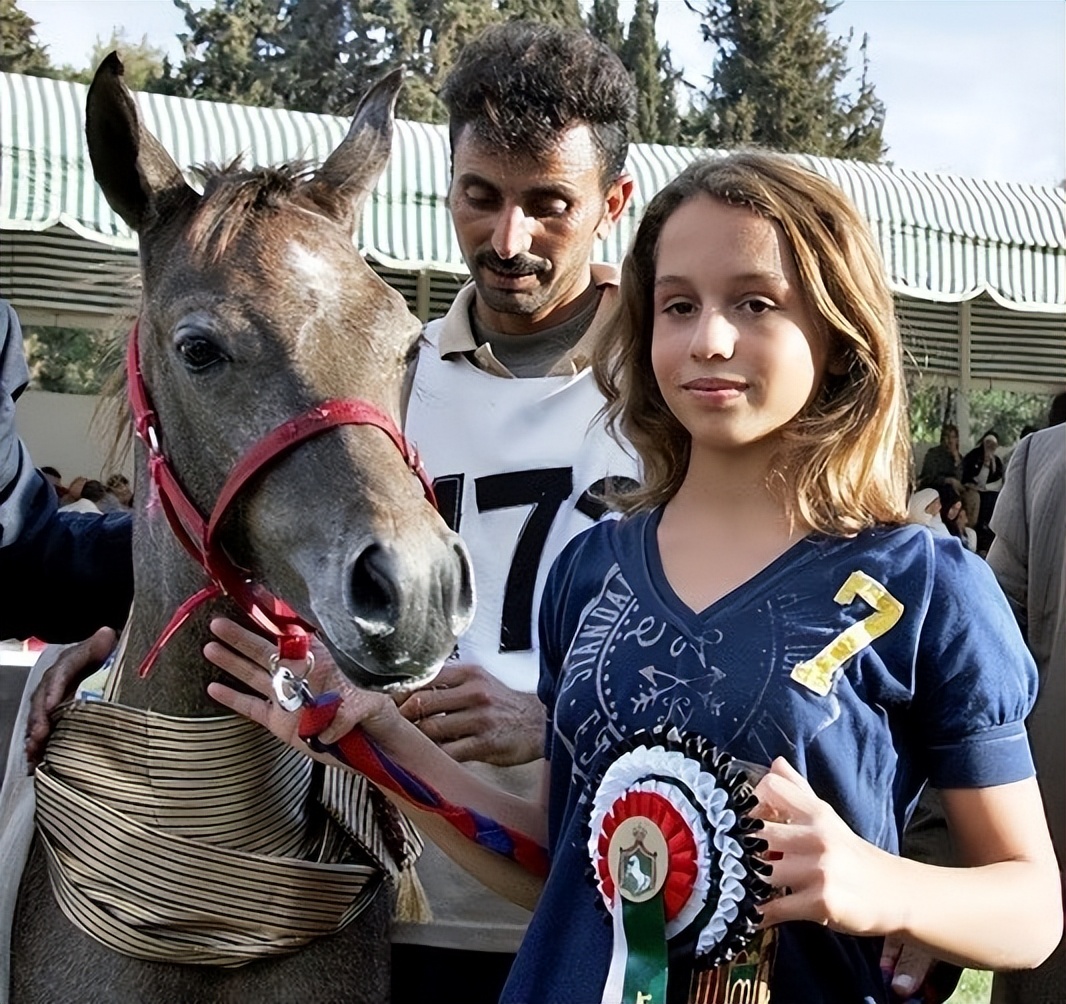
[30, 698, 422, 966]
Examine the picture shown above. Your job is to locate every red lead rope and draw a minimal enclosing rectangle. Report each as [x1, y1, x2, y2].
[126, 321, 437, 676]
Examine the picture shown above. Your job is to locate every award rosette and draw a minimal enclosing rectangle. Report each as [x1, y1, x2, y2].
[587, 727, 770, 1004]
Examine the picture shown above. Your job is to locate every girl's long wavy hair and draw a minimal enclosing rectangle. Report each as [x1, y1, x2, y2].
[593, 152, 910, 534]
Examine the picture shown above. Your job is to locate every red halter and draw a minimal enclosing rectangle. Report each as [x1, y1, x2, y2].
[126, 320, 436, 678]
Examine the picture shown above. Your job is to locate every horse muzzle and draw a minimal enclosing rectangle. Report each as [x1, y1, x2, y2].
[314, 530, 475, 692]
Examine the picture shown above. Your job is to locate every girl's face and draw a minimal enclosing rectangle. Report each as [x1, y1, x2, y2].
[650, 195, 829, 458]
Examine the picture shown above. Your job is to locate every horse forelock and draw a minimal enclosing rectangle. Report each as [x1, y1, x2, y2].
[186, 160, 329, 262]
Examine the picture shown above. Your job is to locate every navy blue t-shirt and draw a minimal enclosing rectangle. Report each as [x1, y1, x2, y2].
[501, 511, 1037, 1004]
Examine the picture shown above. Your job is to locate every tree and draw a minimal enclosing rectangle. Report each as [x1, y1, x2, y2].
[370, 0, 500, 122]
[498, 0, 583, 27]
[156, 0, 284, 107]
[0, 0, 52, 75]
[56, 30, 169, 90]
[586, 0, 622, 51]
[160, 0, 499, 121]
[23, 327, 112, 395]
[683, 0, 887, 161]
[621, 0, 680, 144]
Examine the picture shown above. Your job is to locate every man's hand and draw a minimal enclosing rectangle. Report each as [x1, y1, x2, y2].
[880, 934, 962, 1002]
[396, 662, 544, 766]
[24, 626, 115, 769]
[881, 934, 934, 1001]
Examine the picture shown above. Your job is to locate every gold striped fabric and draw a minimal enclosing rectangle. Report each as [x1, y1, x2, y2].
[34, 700, 418, 966]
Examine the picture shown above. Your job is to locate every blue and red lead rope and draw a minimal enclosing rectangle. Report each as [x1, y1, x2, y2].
[298, 693, 550, 878]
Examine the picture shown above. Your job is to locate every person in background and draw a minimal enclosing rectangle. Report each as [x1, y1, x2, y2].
[39, 466, 66, 502]
[1, 298, 132, 643]
[986, 414, 1066, 1004]
[61, 477, 104, 514]
[79, 478, 126, 514]
[917, 422, 962, 490]
[105, 472, 133, 508]
[906, 487, 950, 537]
[962, 430, 1004, 553]
[961, 430, 1004, 490]
[936, 482, 977, 552]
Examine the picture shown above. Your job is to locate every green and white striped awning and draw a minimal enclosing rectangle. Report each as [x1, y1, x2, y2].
[4, 69, 1064, 305]
[2, 69, 1063, 389]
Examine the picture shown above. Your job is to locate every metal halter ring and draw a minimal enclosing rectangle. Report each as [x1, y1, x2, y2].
[269, 651, 316, 712]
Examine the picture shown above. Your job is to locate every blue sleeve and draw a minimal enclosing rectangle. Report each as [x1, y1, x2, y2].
[916, 537, 1037, 789]
[0, 300, 134, 641]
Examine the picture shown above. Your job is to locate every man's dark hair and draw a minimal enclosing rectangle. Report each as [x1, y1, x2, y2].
[439, 20, 635, 186]
[1048, 391, 1066, 427]
[40, 465, 61, 479]
[79, 479, 108, 503]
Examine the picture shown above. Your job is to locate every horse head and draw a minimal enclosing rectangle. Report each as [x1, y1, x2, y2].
[85, 53, 473, 696]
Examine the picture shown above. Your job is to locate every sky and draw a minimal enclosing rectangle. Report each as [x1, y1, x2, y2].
[19, 0, 1066, 188]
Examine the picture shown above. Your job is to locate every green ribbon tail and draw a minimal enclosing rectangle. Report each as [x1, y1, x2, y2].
[620, 893, 668, 1004]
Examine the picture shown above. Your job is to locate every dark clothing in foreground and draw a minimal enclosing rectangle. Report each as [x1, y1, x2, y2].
[0, 299, 133, 641]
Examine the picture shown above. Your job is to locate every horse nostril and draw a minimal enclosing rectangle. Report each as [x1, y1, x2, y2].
[348, 543, 398, 635]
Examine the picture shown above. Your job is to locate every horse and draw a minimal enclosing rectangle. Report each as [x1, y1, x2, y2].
[3, 53, 474, 1004]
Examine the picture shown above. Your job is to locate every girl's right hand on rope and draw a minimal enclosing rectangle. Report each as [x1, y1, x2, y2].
[204, 617, 405, 754]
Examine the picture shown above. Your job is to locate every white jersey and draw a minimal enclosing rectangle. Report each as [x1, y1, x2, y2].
[406, 322, 640, 693]
[396, 316, 640, 953]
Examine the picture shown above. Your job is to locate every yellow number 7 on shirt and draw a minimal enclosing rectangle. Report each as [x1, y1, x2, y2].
[791, 570, 904, 697]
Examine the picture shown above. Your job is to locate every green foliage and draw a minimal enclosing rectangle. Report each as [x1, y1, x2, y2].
[0, 0, 52, 74]
[906, 376, 954, 447]
[586, 0, 622, 51]
[945, 968, 991, 1004]
[155, 0, 285, 108]
[907, 375, 1051, 448]
[57, 29, 169, 90]
[22, 327, 112, 395]
[157, 0, 500, 121]
[498, 0, 583, 27]
[586, 0, 680, 144]
[682, 0, 887, 161]
[967, 388, 1050, 446]
[621, 0, 680, 144]
[375, 0, 501, 123]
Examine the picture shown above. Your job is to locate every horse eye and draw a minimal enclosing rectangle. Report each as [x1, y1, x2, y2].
[175, 334, 227, 373]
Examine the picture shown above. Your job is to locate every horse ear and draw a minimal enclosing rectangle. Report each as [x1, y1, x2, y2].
[85, 52, 195, 231]
[313, 68, 403, 230]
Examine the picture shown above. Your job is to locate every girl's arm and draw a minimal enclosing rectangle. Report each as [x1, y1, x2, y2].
[204, 617, 549, 911]
[754, 758, 1061, 970]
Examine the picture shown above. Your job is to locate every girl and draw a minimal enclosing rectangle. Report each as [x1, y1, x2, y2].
[205, 154, 1060, 1004]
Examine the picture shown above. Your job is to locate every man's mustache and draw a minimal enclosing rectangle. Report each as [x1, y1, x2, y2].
[473, 249, 549, 277]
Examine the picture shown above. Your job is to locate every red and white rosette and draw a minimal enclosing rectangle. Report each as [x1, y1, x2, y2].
[587, 727, 768, 1004]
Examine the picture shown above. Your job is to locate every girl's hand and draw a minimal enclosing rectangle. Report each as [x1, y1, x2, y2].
[204, 617, 404, 755]
[751, 757, 899, 936]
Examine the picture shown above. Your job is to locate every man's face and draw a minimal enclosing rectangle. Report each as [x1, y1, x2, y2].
[448, 124, 630, 335]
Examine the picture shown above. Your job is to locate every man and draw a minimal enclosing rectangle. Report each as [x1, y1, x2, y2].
[0, 298, 132, 643]
[986, 412, 1065, 1004]
[392, 21, 638, 1004]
